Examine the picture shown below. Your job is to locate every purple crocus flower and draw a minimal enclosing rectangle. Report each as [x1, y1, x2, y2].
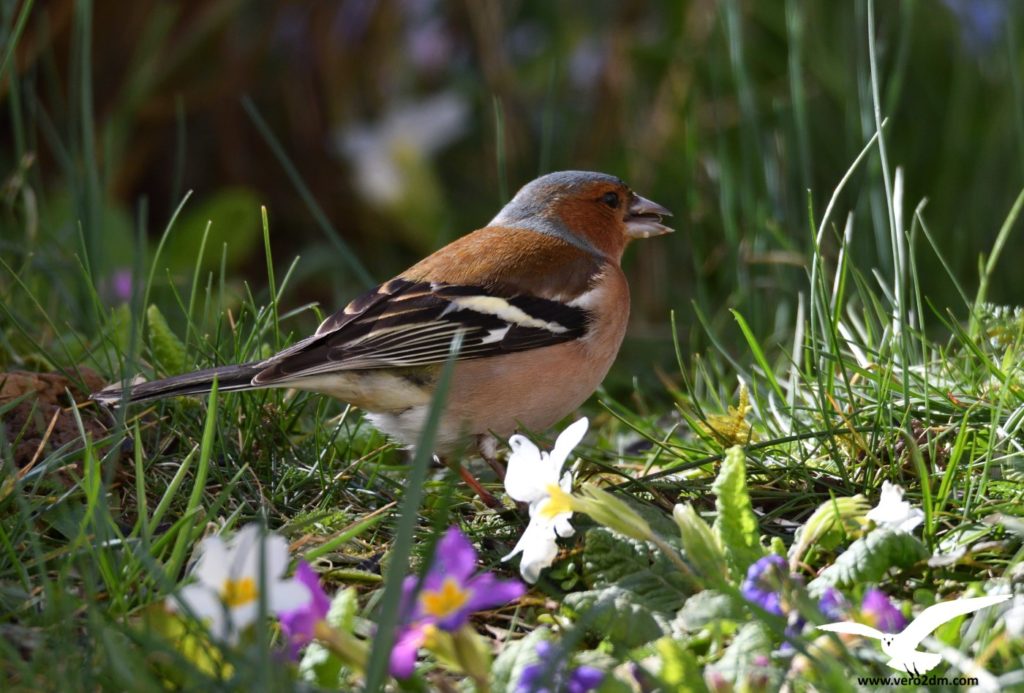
[740, 555, 788, 616]
[389, 526, 526, 678]
[277, 561, 331, 658]
[860, 588, 906, 633]
[517, 641, 603, 693]
[818, 587, 850, 621]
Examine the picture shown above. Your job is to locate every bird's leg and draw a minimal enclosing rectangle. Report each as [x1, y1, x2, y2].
[477, 434, 506, 480]
[438, 455, 502, 509]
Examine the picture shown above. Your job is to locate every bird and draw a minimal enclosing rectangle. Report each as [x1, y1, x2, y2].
[92, 170, 673, 490]
[818, 593, 1011, 675]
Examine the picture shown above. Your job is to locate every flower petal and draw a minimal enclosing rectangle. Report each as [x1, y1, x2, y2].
[278, 568, 330, 659]
[463, 573, 526, 614]
[232, 526, 291, 583]
[229, 601, 260, 637]
[568, 665, 604, 693]
[504, 516, 560, 584]
[552, 513, 575, 538]
[505, 435, 549, 503]
[227, 524, 264, 577]
[549, 418, 588, 473]
[390, 623, 429, 679]
[171, 583, 222, 620]
[432, 526, 479, 585]
[269, 577, 315, 614]
[866, 481, 924, 533]
[294, 561, 331, 618]
[860, 588, 906, 633]
[191, 536, 230, 588]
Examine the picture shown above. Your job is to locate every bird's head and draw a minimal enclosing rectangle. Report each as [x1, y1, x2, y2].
[881, 634, 895, 649]
[491, 171, 673, 261]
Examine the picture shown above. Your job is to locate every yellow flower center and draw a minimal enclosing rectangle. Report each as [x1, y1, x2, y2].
[420, 623, 439, 647]
[221, 577, 258, 607]
[420, 577, 470, 618]
[538, 483, 573, 519]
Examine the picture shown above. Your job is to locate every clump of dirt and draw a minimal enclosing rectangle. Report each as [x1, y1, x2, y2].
[1, 368, 109, 467]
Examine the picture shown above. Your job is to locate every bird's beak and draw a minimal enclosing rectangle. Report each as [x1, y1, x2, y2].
[624, 193, 674, 239]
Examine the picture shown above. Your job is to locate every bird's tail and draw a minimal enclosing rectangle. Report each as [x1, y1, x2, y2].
[91, 363, 265, 406]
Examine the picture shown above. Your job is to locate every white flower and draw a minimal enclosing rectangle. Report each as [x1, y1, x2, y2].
[865, 481, 924, 534]
[1005, 595, 1024, 638]
[337, 92, 468, 206]
[502, 418, 588, 583]
[167, 524, 310, 642]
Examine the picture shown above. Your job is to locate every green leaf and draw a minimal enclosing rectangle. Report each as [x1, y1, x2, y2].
[489, 627, 550, 693]
[165, 187, 262, 274]
[582, 527, 692, 614]
[672, 504, 729, 589]
[705, 622, 774, 688]
[808, 529, 929, 595]
[711, 446, 764, 580]
[573, 484, 653, 542]
[298, 589, 360, 688]
[674, 590, 744, 633]
[649, 637, 710, 693]
[146, 303, 186, 375]
[788, 495, 870, 570]
[563, 585, 673, 651]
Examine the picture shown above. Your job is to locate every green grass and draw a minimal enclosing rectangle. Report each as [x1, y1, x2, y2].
[2, 0, 1024, 691]
[1, 131, 1021, 688]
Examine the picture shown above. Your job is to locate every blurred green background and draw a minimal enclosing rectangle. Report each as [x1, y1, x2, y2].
[1, 0, 1022, 390]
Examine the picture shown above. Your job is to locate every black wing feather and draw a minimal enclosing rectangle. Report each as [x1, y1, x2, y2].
[253, 279, 590, 384]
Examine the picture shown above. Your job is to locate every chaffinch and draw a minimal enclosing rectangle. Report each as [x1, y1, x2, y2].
[94, 171, 673, 459]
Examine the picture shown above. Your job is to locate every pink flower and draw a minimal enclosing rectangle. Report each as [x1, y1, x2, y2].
[278, 561, 331, 658]
[389, 526, 525, 678]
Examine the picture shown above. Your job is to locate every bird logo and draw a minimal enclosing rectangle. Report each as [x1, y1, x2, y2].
[818, 594, 1010, 675]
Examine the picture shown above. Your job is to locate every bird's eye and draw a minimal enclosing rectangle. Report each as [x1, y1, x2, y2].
[601, 191, 620, 209]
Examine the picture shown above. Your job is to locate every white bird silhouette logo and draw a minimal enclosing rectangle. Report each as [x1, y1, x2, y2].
[818, 594, 1010, 674]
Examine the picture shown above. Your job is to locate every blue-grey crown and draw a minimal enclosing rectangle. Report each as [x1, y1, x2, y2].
[492, 171, 625, 225]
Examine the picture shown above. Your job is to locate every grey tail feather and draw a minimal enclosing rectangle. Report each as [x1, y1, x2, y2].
[90, 363, 265, 406]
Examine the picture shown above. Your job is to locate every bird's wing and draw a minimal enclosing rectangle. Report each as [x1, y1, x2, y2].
[252, 278, 590, 383]
[817, 622, 884, 640]
[896, 594, 1011, 650]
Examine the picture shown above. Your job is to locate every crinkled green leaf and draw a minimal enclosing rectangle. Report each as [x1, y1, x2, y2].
[706, 621, 774, 688]
[324, 587, 358, 631]
[808, 529, 929, 596]
[673, 590, 744, 633]
[711, 446, 764, 579]
[489, 627, 550, 693]
[563, 585, 673, 651]
[147, 304, 186, 375]
[582, 527, 692, 614]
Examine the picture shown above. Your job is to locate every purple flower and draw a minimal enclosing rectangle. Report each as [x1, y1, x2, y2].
[740, 555, 789, 616]
[943, 0, 1009, 54]
[860, 588, 906, 633]
[517, 641, 603, 693]
[277, 561, 331, 658]
[389, 622, 434, 679]
[818, 587, 850, 621]
[100, 268, 134, 304]
[389, 526, 526, 678]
